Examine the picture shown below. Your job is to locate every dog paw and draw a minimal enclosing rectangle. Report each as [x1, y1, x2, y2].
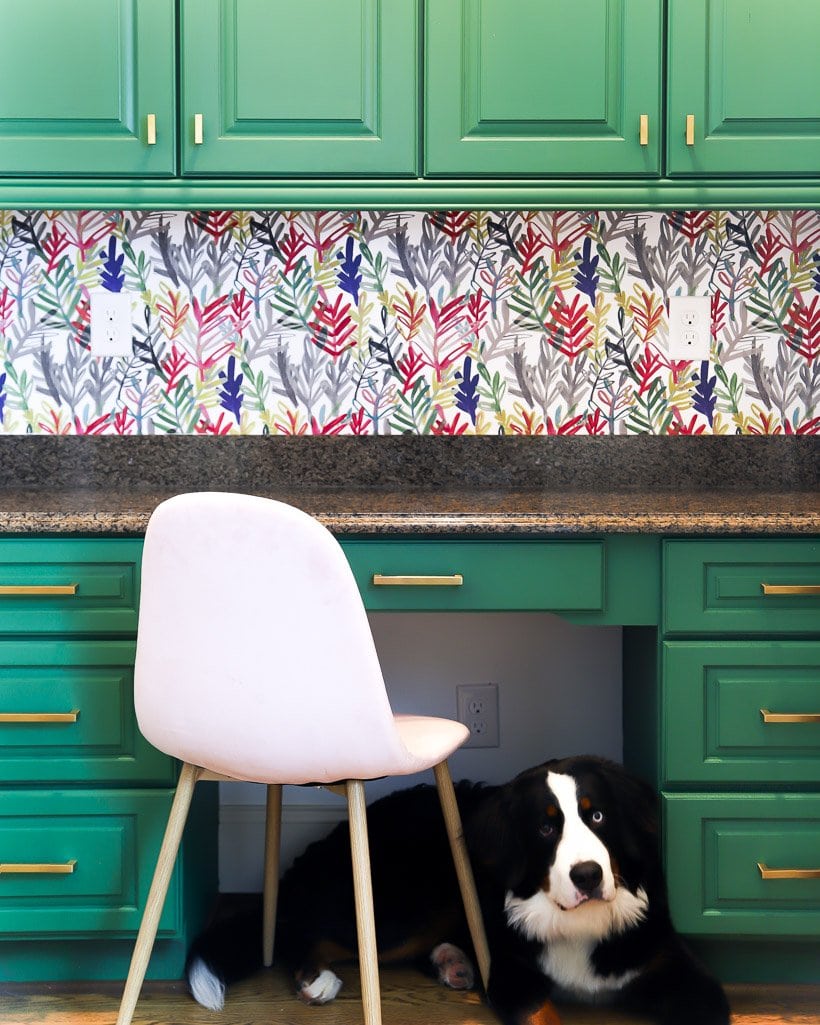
[430, 942, 475, 990]
[296, 968, 343, 1005]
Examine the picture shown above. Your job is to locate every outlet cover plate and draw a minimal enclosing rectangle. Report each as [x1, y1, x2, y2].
[457, 683, 499, 748]
[90, 291, 134, 357]
[667, 295, 711, 361]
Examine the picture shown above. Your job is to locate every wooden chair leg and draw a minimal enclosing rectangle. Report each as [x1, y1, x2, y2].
[433, 760, 491, 991]
[262, 783, 283, 967]
[346, 779, 382, 1025]
[116, 761, 201, 1025]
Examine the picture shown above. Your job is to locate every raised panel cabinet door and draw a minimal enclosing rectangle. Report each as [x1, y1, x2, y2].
[180, 0, 418, 176]
[668, 0, 820, 176]
[0, 0, 176, 177]
[424, 0, 662, 176]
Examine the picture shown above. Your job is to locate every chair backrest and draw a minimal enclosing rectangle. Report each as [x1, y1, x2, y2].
[135, 492, 414, 783]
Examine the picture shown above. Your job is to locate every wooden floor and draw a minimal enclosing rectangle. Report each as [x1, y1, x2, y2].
[1, 968, 818, 1025]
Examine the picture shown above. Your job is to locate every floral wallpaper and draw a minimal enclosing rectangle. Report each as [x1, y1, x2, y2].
[0, 208, 817, 435]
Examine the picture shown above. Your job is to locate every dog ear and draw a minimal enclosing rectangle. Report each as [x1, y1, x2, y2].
[464, 782, 530, 892]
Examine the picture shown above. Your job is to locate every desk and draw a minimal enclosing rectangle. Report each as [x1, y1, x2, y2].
[0, 491, 816, 985]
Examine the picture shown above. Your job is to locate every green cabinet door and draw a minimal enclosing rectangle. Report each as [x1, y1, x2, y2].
[668, 0, 820, 176]
[0, 0, 176, 177]
[180, 0, 418, 176]
[424, 0, 662, 177]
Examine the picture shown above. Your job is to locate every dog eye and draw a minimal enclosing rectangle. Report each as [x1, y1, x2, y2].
[590, 810, 604, 826]
[539, 823, 555, 837]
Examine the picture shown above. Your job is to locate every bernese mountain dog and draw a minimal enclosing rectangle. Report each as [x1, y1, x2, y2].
[186, 755, 730, 1025]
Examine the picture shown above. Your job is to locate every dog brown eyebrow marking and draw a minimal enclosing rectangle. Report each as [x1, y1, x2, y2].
[579, 796, 592, 811]
[546, 803, 558, 817]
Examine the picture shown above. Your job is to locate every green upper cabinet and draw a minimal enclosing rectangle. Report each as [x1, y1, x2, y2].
[668, 0, 820, 176]
[0, 0, 176, 177]
[424, 0, 663, 177]
[180, 0, 419, 176]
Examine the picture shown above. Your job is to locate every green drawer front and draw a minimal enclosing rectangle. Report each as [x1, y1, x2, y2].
[0, 540, 142, 635]
[663, 641, 820, 786]
[0, 789, 178, 936]
[0, 641, 173, 784]
[664, 540, 820, 635]
[664, 793, 820, 937]
[342, 541, 605, 612]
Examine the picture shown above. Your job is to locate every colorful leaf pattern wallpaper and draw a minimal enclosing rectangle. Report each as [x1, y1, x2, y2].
[0, 208, 817, 436]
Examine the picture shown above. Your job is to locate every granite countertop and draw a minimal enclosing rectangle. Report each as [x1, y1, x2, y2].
[0, 487, 815, 536]
[0, 436, 816, 537]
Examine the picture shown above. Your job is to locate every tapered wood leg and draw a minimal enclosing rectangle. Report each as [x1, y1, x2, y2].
[116, 762, 201, 1025]
[434, 760, 491, 991]
[262, 783, 283, 967]
[346, 779, 382, 1025]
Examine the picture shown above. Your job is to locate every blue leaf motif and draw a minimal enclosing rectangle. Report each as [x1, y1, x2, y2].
[574, 237, 599, 304]
[99, 236, 126, 292]
[813, 252, 820, 293]
[336, 236, 362, 305]
[218, 355, 244, 424]
[693, 360, 717, 426]
[0, 372, 6, 424]
[454, 356, 480, 425]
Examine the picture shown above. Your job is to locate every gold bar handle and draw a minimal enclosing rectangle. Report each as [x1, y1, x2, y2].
[146, 113, 157, 146]
[639, 114, 649, 146]
[194, 113, 204, 145]
[758, 862, 820, 881]
[372, 574, 464, 587]
[761, 709, 820, 724]
[0, 710, 79, 724]
[0, 860, 76, 875]
[762, 583, 820, 596]
[0, 584, 78, 596]
[686, 114, 695, 146]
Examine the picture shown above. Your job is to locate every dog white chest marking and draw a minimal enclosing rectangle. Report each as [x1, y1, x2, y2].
[541, 938, 640, 1001]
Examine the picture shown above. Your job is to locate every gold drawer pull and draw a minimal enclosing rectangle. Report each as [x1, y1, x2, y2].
[760, 709, 820, 724]
[146, 113, 157, 145]
[0, 860, 76, 875]
[761, 583, 820, 596]
[0, 584, 78, 596]
[0, 710, 80, 724]
[639, 114, 649, 146]
[372, 574, 464, 587]
[758, 862, 820, 881]
[685, 114, 695, 146]
[194, 113, 204, 145]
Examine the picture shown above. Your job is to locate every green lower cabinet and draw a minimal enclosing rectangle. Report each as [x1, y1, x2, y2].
[663, 641, 820, 786]
[664, 792, 820, 937]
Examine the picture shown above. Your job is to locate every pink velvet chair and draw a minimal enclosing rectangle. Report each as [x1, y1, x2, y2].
[116, 491, 489, 1025]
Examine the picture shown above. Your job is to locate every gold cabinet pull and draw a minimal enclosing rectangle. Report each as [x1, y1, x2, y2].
[758, 862, 820, 881]
[761, 583, 820, 596]
[0, 584, 78, 596]
[686, 114, 695, 146]
[0, 710, 79, 724]
[372, 574, 464, 587]
[194, 113, 204, 145]
[760, 709, 820, 724]
[0, 860, 76, 875]
[639, 114, 649, 146]
[146, 113, 157, 145]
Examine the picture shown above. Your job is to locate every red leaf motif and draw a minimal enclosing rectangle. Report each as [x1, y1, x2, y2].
[432, 211, 476, 243]
[784, 295, 820, 362]
[549, 295, 594, 359]
[309, 293, 356, 358]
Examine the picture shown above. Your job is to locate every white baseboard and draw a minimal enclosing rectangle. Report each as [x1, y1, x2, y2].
[218, 802, 348, 893]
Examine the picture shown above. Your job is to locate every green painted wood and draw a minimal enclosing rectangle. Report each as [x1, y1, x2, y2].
[180, 0, 418, 176]
[664, 792, 820, 936]
[663, 641, 820, 786]
[0, 0, 176, 177]
[663, 539, 820, 636]
[0, 539, 141, 635]
[668, 0, 820, 176]
[342, 540, 604, 612]
[0, 640, 173, 784]
[0, 177, 817, 210]
[0, 789, 179, 935]
[425, 0, 662, 176]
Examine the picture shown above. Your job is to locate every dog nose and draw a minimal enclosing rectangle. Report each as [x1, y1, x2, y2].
[570, 860, 603, 894]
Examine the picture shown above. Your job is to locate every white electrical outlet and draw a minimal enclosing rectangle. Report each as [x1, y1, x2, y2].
[90, 291, 135, 357]
[667, 295, 711, 361]
[457, 683, 499, 748]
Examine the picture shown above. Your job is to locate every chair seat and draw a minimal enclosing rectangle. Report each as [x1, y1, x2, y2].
[393, 714, 469, 769]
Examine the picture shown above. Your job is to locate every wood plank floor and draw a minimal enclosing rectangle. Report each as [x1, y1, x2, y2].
[1, 968, 818, 1025]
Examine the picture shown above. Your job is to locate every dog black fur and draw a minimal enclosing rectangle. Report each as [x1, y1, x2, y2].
[186, 755, 730, 1025]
